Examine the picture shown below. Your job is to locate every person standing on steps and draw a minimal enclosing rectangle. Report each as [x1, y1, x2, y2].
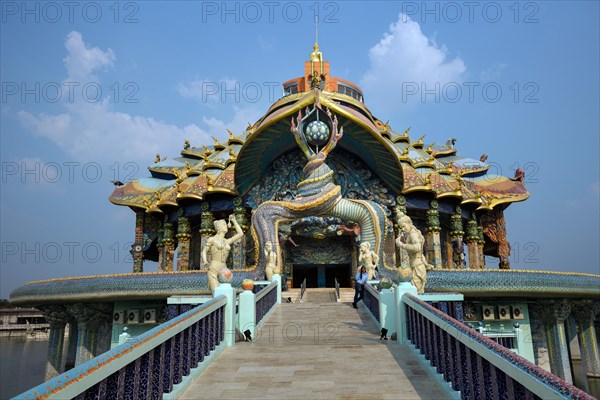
[353, 266, 369, 308]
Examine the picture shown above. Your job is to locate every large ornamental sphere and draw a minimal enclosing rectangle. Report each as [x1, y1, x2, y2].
[217, 268, 233, 284]
[380, 277, 393, 289]
[305, 120, 330, 146]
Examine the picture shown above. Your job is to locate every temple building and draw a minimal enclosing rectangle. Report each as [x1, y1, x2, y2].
[109, 43, 530, 288]
[9, 43, 599, 395]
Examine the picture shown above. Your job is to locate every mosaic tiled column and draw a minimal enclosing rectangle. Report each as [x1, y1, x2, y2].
[449, 206, 464, 268]
[162, 220, 175, 272]
[573, 301, 600, 377]
[465, 215, 481, 269]
[39, 305, 70, 379]
[541, 300, 574, 383]
[477, 224, 486, 268]
[199, 202, 215, 270]
[528, 305, 552, 372]
[232, 198, 248, 269]
[64, 320, 78, 370]
[133, 210, 145, 272]
[67, 303, 113, 366]
[425, 200, 442, 268]
[157, 222, 165, 272]
[176, 209, 191, 271]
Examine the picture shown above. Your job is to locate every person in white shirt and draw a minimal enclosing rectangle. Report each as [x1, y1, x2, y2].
[353, 266, 369, 308]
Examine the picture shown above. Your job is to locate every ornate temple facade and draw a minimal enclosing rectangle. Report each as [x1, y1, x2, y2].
[109, 45, 530, 288]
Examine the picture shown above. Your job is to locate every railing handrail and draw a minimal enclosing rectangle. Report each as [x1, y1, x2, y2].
[255, 281, 277, 303]
[403, 293, 593, 400]
[364, 282, 379, 298]
[334, 277, 340, 301]
[16, 296, 227, 400]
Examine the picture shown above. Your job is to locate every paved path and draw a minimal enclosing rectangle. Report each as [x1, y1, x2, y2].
[180, 300, 455, 399]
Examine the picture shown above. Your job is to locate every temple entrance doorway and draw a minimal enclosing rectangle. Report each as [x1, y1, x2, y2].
[292, 264, 352, 288]
[288, 232, 354, 288]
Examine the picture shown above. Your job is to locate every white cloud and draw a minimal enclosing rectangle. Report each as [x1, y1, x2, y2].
[361, 13, 466, 110]
[16, 32, 257, 163]
[63, 31, 116, 82]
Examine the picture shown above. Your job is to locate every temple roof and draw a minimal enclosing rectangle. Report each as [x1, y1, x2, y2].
[110, 85, 529, 213]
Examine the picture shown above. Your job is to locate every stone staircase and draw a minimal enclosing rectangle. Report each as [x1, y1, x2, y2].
[336, 287, 355, 303]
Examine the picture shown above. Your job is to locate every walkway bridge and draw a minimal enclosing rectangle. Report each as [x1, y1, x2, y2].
[15, 279, 594, 400]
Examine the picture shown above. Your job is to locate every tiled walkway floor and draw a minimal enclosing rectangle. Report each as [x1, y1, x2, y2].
[180, 298, 456, 399]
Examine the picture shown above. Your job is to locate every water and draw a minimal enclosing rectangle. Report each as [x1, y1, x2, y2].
[0, 339, 47, 399]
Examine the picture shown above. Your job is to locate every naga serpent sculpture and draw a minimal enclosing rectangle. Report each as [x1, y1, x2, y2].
[251, 92, 390, 279]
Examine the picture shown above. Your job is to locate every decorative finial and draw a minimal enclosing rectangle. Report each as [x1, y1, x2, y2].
[185, 161, 192, 172]
[227, 129, 234, 138]
[417, 135, 425, 144]
[184, 140, 190, 150]
[402, 147, 410, 156]
[403, 127, 411, 136]
[154, 153, 160, 163]
[212, 136, 220, 147]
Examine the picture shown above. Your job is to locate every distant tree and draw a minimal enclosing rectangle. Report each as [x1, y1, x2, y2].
[0, 299, 10, 309]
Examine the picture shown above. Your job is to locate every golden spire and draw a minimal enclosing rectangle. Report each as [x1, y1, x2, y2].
[309, 11, 323, 62]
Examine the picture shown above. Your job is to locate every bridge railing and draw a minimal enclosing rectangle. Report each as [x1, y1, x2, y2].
[238, 278, 280, 340]
[16, 296, 227, 400]
[255, 280, 278, 325]
[364, 283, 380, 322]
[403, 293, 593, 400]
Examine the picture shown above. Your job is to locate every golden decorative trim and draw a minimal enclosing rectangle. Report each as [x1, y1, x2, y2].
[262, 185, 341, 212]
[296, 170, 334, 188]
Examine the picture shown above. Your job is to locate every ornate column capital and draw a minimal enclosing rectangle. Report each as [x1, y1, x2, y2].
[449, 206, 464, 238]
[539, 300, 573, 324]
[176, 209, 191, 240]
[425, 200, 441, 233]
[67, 303, 112, 327]
[39, 305, 70, 328]
[464, 217, 479, 243]
[199, 202, 216, 236]
[572, 300, 600, 323]
[233, 197, 249, 232]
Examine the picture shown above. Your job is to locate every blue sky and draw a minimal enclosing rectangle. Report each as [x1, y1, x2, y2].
[1, 1, 599, 298]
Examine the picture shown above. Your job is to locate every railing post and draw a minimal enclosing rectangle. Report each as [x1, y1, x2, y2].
[214, 283, 236, 347]
[238, 288, 256, 339]
[395, 282, 417, 343]
[272, 274, 282, 304]
[379, 288, 396, 334]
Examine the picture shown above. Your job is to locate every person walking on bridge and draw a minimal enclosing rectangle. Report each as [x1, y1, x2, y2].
[353, 266, 369, 308]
